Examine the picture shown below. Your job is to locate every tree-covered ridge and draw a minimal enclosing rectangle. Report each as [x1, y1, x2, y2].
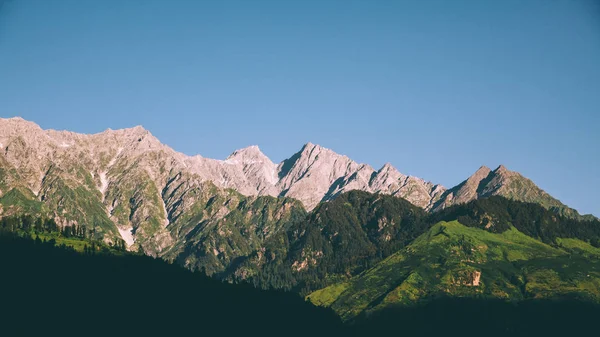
[433, 196, 600, 247]
[0, 214, 127, 253]
[226, 191, 431, 293]
[308, 221, 600, 320]
[225, 192, 600, 297]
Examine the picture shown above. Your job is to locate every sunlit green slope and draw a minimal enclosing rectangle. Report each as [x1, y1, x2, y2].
[308, 221, 600, 320]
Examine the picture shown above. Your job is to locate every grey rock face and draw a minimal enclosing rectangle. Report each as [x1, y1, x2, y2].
[274, 143, 446, 210]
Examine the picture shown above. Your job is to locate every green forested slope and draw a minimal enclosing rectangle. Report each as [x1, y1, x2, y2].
[308, 221, 600, 320]
[3, 186, 600, 329]
[227, 191, 431, 292]
[227, 193, 600, 297]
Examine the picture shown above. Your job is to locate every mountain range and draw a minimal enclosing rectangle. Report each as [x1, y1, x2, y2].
[2, 116, 600, 325]
[0, 117, 592, 252]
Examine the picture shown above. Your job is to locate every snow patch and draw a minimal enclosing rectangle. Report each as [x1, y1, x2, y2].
[97, 148, 123, 200]
[161, 199, 170, 227]
[117, 226, 135, 246]
[99, 171, 109, 198]
[270, 166, 278, 185]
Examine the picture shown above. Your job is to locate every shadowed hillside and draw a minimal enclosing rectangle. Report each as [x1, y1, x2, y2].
[351, 298, 600, 337]
[1, 228, 600, 337]
[0, 234, 344, 337]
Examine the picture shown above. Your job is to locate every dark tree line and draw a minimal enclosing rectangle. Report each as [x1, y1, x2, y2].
[0, 233, 344, 337]
[0, 215, 59, 233]
[0, 214, 126, 251]
[433, 196, 600, 247]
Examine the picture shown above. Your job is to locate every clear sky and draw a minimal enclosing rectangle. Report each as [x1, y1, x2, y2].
[0, 0, 599, 216]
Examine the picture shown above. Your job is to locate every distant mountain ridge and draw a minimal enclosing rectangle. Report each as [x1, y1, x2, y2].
[0, 117, 593, 254]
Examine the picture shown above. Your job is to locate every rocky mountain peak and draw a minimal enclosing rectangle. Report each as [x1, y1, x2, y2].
[469, 165, 492, 182]
[476, 165, 491, 174]
[301, 142, 320, 152]
[429, 163, 591, 219]
[431, 165, 494, 211]
[112, 125, 151, 139]
[130, 125, 147, 132]
[2, 116, 32, 124]
[300, 142, 334, 159]
[494, 164, 509, 174]
[227, 145, 272, 164]
[379, 162, 395, 172]
[373, 163, 404, 183]
[0, 116, 44, 134]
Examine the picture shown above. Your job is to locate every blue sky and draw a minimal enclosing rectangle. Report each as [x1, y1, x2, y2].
[0, 0, 598, 216]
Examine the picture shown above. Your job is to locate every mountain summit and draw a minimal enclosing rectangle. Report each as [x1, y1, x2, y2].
[430, 164, 586, 219]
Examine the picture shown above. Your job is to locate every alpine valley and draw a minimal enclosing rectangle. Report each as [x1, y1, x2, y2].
[1, 116, 600, 335]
